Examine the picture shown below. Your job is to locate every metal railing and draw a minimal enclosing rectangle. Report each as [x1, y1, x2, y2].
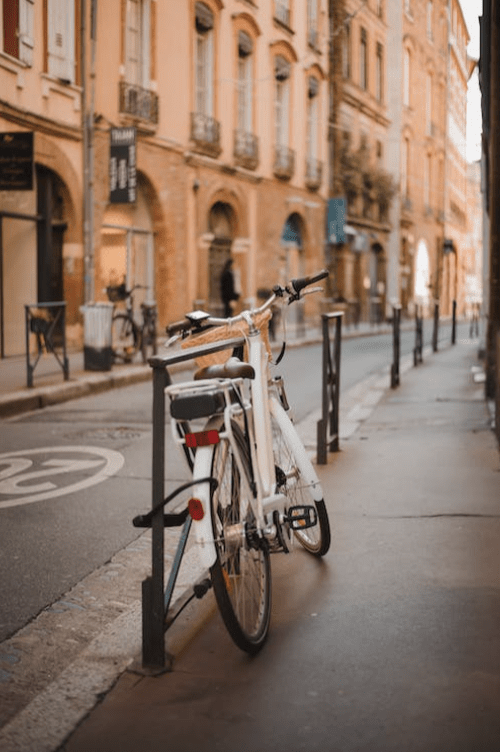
[190, 112, 221, 157]
[137, 336, 245, 670]
[390, 304, 401, 388]
[273, 145, 295, 180]
[317, 311, 343, 465]
[234, 129, 259, 169]
[119, 81, 159, 124]
[25, 302, 69, 388]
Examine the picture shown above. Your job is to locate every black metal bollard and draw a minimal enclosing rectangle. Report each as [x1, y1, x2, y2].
[451, 300, 457, 345]
[413, 305, 423, 366]
[432, 301, 439, 352]
[317, 311, 343, 465]
[391, 304, 401, 388]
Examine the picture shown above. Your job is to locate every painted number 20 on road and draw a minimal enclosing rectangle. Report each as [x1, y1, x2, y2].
[0, 446, 125, 509]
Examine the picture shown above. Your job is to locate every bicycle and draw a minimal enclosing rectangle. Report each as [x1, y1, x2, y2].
[162, 269, 331, 654]
[105, 283, 158, 364]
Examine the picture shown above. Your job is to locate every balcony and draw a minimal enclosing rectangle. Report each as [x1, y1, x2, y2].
[119, 82, 159, 124]
[305, 157, 323, 191]
[190, 112, 222, 157]
[273, 145, 295, 180]
[234, 130, 259, 170]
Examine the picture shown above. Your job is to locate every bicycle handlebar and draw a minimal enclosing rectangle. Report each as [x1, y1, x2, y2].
[165, 269, 329, 342]
[290, 269, 329, 296]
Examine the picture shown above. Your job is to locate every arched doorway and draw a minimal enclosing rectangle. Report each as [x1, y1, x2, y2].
[281, 213, 305, 332]
[414, 240, 430, 313]
[36, 166, 68, 304]
[100, 178, 156, 308]
[369, 242, 386, 323]
[208, 202, 236, 314]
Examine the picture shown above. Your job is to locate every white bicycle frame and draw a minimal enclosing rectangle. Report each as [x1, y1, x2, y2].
[167, 308, 323, 569]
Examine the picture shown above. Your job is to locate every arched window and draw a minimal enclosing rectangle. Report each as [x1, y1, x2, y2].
[237, 31, 253, 134]
[403, 48, 411, 106]
[274, 55, 294, 178]
[194, 2, 215, 117]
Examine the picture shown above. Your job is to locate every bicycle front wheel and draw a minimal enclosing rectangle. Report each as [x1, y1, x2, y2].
[210, 421, 271, 654]
[111, 314, 139, 363]
[271, 412, 331, 556]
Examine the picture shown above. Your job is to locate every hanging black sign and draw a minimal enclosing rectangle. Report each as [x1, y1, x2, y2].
[0, 131, 34, 190]
[109, 127, 136, 203]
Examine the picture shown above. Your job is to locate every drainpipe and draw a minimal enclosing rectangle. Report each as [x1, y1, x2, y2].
[82, 0, 97, 304]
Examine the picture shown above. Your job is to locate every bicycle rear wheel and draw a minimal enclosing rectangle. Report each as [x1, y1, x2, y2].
[209, 421, 271, 654]
[271, 412, 331, 556]
[111, 314, 139, 363]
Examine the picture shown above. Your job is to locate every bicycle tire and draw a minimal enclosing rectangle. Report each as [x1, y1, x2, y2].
[271, 413, 331, 556]
[111, 314, 139, 363]
[209, 421, 271, 654]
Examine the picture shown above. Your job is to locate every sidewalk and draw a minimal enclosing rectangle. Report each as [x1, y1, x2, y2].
[0, 335, 498, 752]
[0, 320, 399, 418]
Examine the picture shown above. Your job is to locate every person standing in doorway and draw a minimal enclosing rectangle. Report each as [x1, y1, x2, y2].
[220, 258, 239, 317]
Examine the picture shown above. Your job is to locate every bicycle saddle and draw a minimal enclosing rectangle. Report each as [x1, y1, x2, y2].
[194, 356, 255, 381]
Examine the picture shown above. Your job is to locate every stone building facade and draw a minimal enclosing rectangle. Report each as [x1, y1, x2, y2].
[0, 0, 330, 357]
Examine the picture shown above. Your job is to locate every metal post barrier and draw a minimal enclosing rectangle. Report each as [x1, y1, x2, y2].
[391, 304, 401, 388]
[413, 304, 423, 366]
[25, 302, 69, 388]
[451, 299, 457, 345]
[317, 311, 343, 465]
[432, 300, 440, 352]
[141, 336, 246, 670]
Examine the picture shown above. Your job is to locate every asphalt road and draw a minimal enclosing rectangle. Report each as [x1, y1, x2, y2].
[0, 321, 461, 643]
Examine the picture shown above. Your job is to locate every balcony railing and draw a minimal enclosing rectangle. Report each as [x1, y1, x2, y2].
[234, 130, 259, 170]
[305, 157, 323, 190]
[119, 81, 159, 124]
[273, 145, 295, 180]
[190, 112, 222, 157]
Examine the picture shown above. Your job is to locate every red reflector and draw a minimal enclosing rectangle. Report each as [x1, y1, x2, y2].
[188, 498, 205, 521]
[185, 430, 220, 448]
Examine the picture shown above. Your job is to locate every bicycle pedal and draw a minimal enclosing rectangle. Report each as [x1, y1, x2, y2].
[286, 505, 317, 530]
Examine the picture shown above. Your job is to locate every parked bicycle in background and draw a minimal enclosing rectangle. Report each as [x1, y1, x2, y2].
[106, 283, 157, 364]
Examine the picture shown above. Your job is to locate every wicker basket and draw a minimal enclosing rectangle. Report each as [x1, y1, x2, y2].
[106, 284, 128, 303]
[181, 309, 272, 368]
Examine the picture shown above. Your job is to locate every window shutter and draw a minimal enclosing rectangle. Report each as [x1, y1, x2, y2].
[48, 0, 75, 83]
[19, 0, 34, 65]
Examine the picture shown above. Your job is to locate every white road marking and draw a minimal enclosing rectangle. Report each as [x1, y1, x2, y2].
[0, 446, 125, 509]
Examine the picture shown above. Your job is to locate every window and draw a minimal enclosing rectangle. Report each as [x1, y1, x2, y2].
[2, 0, 34, 64]
[343, 22, 351, 79]
[125, 0, 151, 89]
[275, 0, 290, 27]
[307, 0, 318, 47]
[426, 72, 432, 134]
[237, 32, 253, 134]
[401, 137, 410, 199]
[47, 0, 75, 82]
[360, 28, 367, 91]
[376, 0, 383, 18]
[427, 1, 433, 41]
[306, 76, 319, 161]
[424, 152, 431, 207]
[195, 2, 214, 117]
[403, 48, 411, 107]
[376, 42, 384, 102]
[275, 56, 290, 149]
